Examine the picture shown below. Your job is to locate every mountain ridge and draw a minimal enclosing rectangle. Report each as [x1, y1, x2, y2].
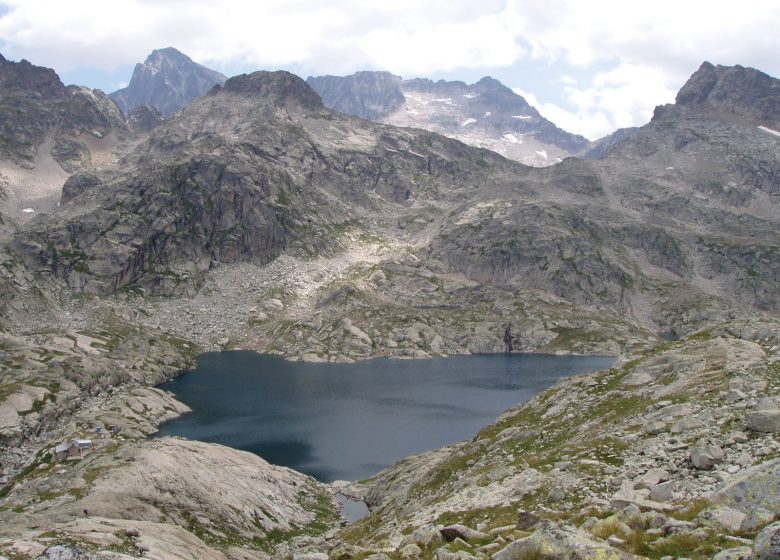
[307, 70, 591, 166]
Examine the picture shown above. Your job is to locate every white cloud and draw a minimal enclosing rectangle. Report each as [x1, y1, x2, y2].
[0, 0, 777, 138]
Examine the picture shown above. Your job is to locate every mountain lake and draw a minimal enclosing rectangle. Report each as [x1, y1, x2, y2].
[157, 351, 614, 482]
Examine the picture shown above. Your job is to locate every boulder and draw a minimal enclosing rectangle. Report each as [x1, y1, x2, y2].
[755, 397, 779, 410]
[440, 524, 489, 543]
[713, 546, 751, 560]
[691, 441, 725, 469]
[746, 410, 780, 433]
[670, 416, 705, 433]
[649, 481, 675, 502]
[402, 524, 444, 548]
[547, 487, 566, 503]
[492, 521, 632, 560]
[712, 459, 780, 531]
[634, 468, 669, 489]
[753, 521, 780, 560]
[399, 544, 422, 559]
[699, 505, 748, 532]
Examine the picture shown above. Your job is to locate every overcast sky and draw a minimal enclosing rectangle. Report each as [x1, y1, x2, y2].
[1, 0, 778, 140]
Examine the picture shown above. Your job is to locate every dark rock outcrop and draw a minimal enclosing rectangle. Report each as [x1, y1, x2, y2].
[306, 71, 404, 120]
[127, 105, 165, 133]
[110, 47, 226, 117]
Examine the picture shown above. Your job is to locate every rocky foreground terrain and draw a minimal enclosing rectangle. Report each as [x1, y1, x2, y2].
[0, 54, 777, 559]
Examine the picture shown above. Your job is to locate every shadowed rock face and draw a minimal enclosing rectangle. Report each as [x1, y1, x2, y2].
[110, 47, 226, 117]
[306, 71, 405, 120]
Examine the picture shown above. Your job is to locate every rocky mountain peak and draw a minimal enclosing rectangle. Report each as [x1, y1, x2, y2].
[673, 61, 779, 124]
[146, 46, 194, 67]
[109, 47, 226, 117]
[218, 70, 323, 111]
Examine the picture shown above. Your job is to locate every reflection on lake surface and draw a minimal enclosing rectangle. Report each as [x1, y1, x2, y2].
[158, 352, 613, 481]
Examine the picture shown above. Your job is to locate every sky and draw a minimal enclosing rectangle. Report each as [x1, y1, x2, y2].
[0, 0, 778, 140]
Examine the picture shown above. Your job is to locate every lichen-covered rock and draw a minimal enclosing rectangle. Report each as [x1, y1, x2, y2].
[492, 521, 634, 559]
[753, 521, 780, 560]
[712, 459, 780, 530]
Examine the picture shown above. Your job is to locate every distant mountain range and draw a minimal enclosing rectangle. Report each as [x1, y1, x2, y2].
[109, 47, 226, 117]
[307, 72, 593, 166]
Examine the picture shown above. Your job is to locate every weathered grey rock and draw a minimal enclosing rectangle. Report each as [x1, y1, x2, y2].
[402, 524, 444, 548]
[634, 468, 669, 489]
[547, 487, 566, 503]
[700, 505, 748, 532]
[755, 397, 779, 411]
[670, 416, 705, 433]
[399, 543, 422, 559]
[713, 546, 752, 560]
[492, 521, 632, 560]
[727, 389, 747, 402]
[645, 420, 669, 435]
[753, 521, 780, 560]
[691, 441, 725, 469]
[712, 459, 780, 530]
[746, 410, 780, 433]
[649, 481, 675, 502]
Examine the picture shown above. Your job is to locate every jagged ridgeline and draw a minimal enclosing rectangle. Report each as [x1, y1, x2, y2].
[10, 63, 780, 339]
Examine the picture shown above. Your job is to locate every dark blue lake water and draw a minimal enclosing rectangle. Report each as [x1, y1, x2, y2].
[157, 352, 613, 482]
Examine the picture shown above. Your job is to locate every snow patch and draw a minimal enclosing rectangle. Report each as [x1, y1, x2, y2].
[512, 115, 532, 120]
[502, 133, 521, 144]
[758, 125, 780, 137]
[665, 166, 675, 170]
[22, 208, 34, 213]
[463, 92, 481, 99]
[535, 150, 548, 160]
[461, 118, 477, 127]
[483, 111, 491, 118]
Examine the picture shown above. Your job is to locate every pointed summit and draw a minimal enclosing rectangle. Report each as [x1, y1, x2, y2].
[110, 47, 226, 117]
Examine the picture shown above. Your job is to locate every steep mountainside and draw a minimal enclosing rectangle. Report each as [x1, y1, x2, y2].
[307, 72, 591, 166]
[109, 47, 227, 117]
[0, 53, 129, 225]
[12, 65, 779, 348]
